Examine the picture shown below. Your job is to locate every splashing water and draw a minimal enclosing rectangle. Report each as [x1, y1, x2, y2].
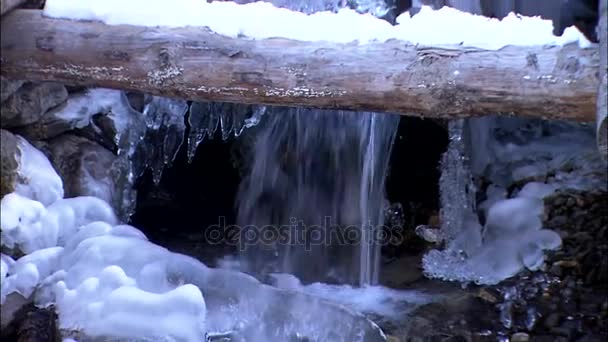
[236, 107, 399, 286]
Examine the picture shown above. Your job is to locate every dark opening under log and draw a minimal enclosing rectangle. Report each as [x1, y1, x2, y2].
[0, 9, 601, 121]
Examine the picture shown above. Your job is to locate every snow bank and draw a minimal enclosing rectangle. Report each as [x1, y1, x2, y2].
[43, 0, 592, 49]
[0, 193, 209, 341]
[0, 136, 208, 341]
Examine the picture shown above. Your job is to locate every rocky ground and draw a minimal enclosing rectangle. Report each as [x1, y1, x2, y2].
[377, 189, 608, 342]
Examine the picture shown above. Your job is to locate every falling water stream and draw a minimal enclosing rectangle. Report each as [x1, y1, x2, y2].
[236, 107, 400, 286]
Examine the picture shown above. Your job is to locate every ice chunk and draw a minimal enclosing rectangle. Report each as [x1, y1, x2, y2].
[1, 247, 63, 302]
[0, 254, 15, 287]
[55, 265, 207, 342]
[422, 198, 561, 285]
[478, 184, 507, 215]
[516, 182, 557, 199]
[15, 135, 63, 206]
[85, 284, 206, 341]
[448, 211, 482, 257]
[526, 229, 562, 251]
[142, 96, 188, 184]
[45, 196, 118, 247]
[519, 242, 545, 271]
[0, 193, 49, 252]
[484, 198, 544, 241]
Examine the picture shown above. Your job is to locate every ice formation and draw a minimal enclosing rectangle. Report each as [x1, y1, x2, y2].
[141, 96, 188, 184]
[187, 102, 267, 162]
[423, 197, 562, 285]
[0, 132, 387, 341]
[43, 0, 593, 48]
[268, 272, 435, 318]
[424, 117, 605, 285]
[13, 135, 64, 206]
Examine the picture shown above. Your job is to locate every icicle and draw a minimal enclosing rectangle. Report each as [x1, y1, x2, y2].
[437, 119, 477, 243]
[142, 96, 188, 184]
[108, 92, 147, 221]
[187, 102, 212, 163]
[218, 103, 235, 140]
[186, 102, 266, 162]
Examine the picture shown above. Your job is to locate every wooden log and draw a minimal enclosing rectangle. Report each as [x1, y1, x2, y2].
[0, 0, 25, 16]
[597, 0, 607, 160]
[0, 9, 600, 121]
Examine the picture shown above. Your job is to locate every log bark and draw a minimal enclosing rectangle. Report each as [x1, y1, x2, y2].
[597, 0, 607, 160]
[0, 9, 600, 121]
[0, 0, 25, 16]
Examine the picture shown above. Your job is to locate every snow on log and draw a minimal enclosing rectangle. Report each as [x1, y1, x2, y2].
[0, 9, 600, 121]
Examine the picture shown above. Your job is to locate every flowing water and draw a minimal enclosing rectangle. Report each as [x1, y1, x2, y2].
[236, 107, 400, 286]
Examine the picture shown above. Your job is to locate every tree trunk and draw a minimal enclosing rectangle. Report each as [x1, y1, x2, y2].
[0, 9, 600, 121]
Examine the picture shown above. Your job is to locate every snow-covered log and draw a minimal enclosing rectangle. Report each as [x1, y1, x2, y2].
[0, 9, 601, 121]
[597, 0, 607, 160]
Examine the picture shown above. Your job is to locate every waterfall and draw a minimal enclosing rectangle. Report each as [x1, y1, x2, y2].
[236, 107, 399, 286]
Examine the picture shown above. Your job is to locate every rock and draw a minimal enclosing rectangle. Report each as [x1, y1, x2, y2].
[0, 130, 21, 198]
[42, 134, 118, 212]
[15, 88, 121, 141]
[0, 77, 24, 103]
[543, 312, 562, 329]
[511, 332, 530, 342]
[0, 130, 63, 205]
[477, 288, 499, 304]
[549, 264, 563, 277]
[0, 293, 31, 333]
[0, 82, 68, 128]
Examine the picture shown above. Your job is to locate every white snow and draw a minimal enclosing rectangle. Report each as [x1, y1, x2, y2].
[43, 0, 592, 49]
[0, 137, 209, 341]
[14, 136, 64, 206]
[0, 193, 117, 254]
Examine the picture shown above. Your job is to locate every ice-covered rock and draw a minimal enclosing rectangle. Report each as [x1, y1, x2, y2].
[15, 88, 122, 141]
[1, 247, 63, 302]
[0, 131, 60, 203]
[0, 82, 68, 128]
[40, 134, 118, 211]
[0, 77, 24, 103]
[0, 129, 20, 198]
[14, 135, 64, 206]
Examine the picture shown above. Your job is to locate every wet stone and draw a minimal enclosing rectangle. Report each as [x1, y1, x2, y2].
[0, 82, 68, 128]
[0, 77, 24, 103]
